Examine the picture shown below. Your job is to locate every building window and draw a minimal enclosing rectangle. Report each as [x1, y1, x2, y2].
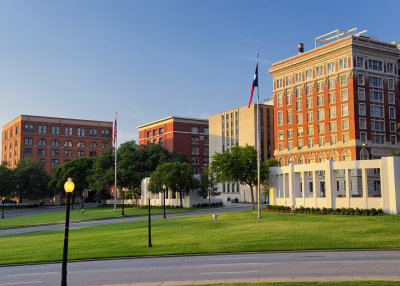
[38, 125, 47, 134]
[342, 133, 350, 143]
[316, 81, 323, 93]
[305, 69, 313, 80]
[368, 59, 383, 71]
[328, 79, 335, 90]
[298, 139, 303, 149]
[369, 76, 383, 88]
[306, 98, 313, 109]
[360, 132, 367, 143]
[387, 62, 394, 74]
[329, 107, 336, 119]
[285, 76, 292, 86]
[341, 104, 349, 117]
[327, 62, 335, 74]
[307, 111, 313, 123]
[101, 142, 108, 148]
[77, 142, 85, 148]
[64, 150, 72, 157]
[90, 151, 97, 157]
[38, 149, 46, 156]
[317, 95, 324, 107]
[38, 139, 47, 146]
[357, 57, 364, 68]
[203, 127, 209, 134]
[192, 147, 199, 155]
[277, 111, 283, 126]
[278, 143, 284, 151]
[330, 134, 337, 145]
[358, 74, 365, 85]
[296, 100, 302, 111]
[316, 66, 323, 77]
[191, 127, 199, 134]
[89, 142, 97, 148]
[204, 148, 209, 155]
[77, 128, 81, 136]
[287, 92, 293, 105]
[51, 159, 59, 166]
[51, 149, 59, 156]
[277, 93, 283, 107]
[319, 136, 325, 147]
[191, 157, 199, 165]
[371, 120, 385, 131]
[287, 129, 293, 139]
[287, 109, 293, 124]
[64, 141, 73, 147]
[389, 107, 396, 119]
[101, 129, 105, 136]
[372, 134, 385, 144]
[370, 91, 383, 103]
[77, 151, 85, 157]
[39, 159, 46, 167]
[391, 135, 397, 145]
[339, 58, 347, 70]
[330, 121, 337, 132]
[192, 136, 199, 144]
[340, 75, 347, 86]
[288, 141, 293, 151]
[370, 105, 384, 118]
[306, 85, 313, 95]
[296, 87, 302, 98]
[307, 125, 314, 135]
[90, 129, 93, 136]
[318, 123, 325, 134]
[24, 138, 33, 145]
[204, 137, 209, 144]
[82, 128, 85, 136]
[147, 131, 151, 138]
[388, 78, 394, 90]
[159, 128, 164, 135]
[340, 89, 348, 101]
[51, 140, 60, 146]
[390, 122, 396, 133]
[389, 92, 395, 105]
[308, 138, 314, 148]
[342, 119, 349, 130]
[318, 109, 324, 121]
[153, 129, 157, 137]
[359, 104, 366, 116]
[329, 92, 336, 104]
[275, 78, 283, 89]
[278, 130, 284, 140]
[295, 72, 302, 83]
[297, 114, 303, 124]
[358, 88, 365, 100]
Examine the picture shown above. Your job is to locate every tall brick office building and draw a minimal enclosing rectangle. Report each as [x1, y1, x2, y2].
[269, 29, 400, 165]
[137, 116, 209, 174]
[1, 115, 113, 173]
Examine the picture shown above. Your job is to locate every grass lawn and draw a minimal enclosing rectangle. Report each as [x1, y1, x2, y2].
[1, 210, 400, 264]
[0, 206, 191, 229]
[184, 282, 400, 286]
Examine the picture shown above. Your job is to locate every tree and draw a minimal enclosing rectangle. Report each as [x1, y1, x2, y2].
[210, 145, 269, 210]
[262, 158, 280, 203]
[49, 157, 94, 209]
[198, 165, 220, 207]
[0, 163, 15, 198]
[149, 162, 199, 208]
[13, 158, 51, 202]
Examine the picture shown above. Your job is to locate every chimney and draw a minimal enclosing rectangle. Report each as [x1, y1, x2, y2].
[298, 43, 304, 54]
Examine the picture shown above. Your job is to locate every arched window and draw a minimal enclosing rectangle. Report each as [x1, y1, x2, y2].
[297, 155, 304, 164]
[51, 140, 60, 146]
[308, 153, 316, 163]
[279, 157, 285, 166]
[89, 142, 97, 148]
[330, 150, 339, 161]
[77, 141, 85, 148]
[90, 151, 97, 157]
[38, 139, 47, 146]
[319, 152, 327, 162]
[342, 149, 352, 161]
[288, 156, 294, 164]
[64, 141, 72, 147]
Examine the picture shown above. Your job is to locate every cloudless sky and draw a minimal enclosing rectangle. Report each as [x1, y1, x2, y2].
[1, 0, 399, 158]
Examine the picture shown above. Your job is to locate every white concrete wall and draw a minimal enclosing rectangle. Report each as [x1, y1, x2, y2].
[270, 157, 400, 214]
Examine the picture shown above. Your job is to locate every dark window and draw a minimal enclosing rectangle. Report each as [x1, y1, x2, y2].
[89, 142, 97, 148]
[51, 159, 59, 166]
[24, 148, 32, 155]
[77, 151, 85, 157]
[51, 140, 60, 146]
[64, 141, 72, 147]
[51, 149, 59, 156]
[38, 149, 46, 156]
[90, 151, 97, 157]
[77, 142, 85, 148]
[38, 139, 47, 146]
[64, 150, 72, 157]
[24, 138, 33, 145]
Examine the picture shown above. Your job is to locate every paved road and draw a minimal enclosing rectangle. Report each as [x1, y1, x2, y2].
[0, 204, 252, 236]
[1, 250, 400, 286]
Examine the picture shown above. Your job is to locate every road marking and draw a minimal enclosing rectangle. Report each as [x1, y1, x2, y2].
[205, 262, 260, 267]
[2, 272, 57, 277]
[201, 270, 258, 275]
[208, 256, 262, 260]
[0, 282, 43, 286]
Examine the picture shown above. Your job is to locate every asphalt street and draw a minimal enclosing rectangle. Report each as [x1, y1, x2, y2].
[1, 251, 400, 286]
[0, 204, 252, 235]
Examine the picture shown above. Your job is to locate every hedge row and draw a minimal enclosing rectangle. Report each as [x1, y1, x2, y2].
[263, 205, 385, 216]
[192, 202, 224, 208]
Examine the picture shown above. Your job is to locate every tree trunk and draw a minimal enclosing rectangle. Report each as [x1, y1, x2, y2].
[249, 185, 255, 210]
[208, 189, 211, 207]
[179, 191, 183, 208]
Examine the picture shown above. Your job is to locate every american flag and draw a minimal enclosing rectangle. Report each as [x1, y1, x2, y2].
[112, 119, 117, 147]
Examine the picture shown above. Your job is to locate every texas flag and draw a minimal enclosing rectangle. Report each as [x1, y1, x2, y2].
[248, 63, 258, 108]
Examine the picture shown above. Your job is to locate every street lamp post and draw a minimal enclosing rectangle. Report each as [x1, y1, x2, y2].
[162, 184, 166, 218]
[147, 193, 152, 248]
[121, 187, 126, 216]
[362, 144, 366, 160]
[1, 197, 5, 219]
[61, 178, 75, 286]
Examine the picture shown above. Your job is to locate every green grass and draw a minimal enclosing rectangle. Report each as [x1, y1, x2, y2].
[1, 211, 400, 264]
[0, 206, 191, 229]
[183, 282, 400, 286]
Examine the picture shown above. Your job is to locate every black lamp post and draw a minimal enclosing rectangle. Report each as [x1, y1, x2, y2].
[1, 197, 5, 219]
[162, 184, 166, 218]
[121, 187, 126, 216]
[61, 178, 74, 286]
[147, 193, 152, 248]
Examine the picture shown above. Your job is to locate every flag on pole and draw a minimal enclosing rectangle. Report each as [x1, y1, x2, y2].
[248, 63, 258, 108]
[112, 119, 117, 147]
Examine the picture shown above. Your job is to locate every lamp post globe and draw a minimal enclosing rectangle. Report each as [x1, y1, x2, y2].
[162, 184, 166, 218]
[61, 178, 74, 286]
[121, 187, 126, 216]
[147, 193, 152, 248]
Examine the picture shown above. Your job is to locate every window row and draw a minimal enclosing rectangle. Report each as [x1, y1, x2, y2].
[356, 56, 397, 74]
[277, 88, 348, 108]
[3, 126, 18, 140]
[191, 147, 209, 155]
[277, 132, 351, 151]
[23, 124, 111, 137]
[24, 148, 97, 157]
[191, 136, 209, 144]
[23, 139, 106, 148]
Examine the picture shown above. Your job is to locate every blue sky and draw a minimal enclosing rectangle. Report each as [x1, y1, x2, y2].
[1, 0, 399, 158]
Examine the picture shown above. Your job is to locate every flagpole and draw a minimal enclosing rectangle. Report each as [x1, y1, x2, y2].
[114, 112, 117, 212]
[256, 52, 261, 219]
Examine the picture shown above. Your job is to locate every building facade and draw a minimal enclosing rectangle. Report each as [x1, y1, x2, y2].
[137, 116, 209, 174]
[1, 115, 113, 173]
[269, 29, 400, 166]
[208, 103, 274, 202]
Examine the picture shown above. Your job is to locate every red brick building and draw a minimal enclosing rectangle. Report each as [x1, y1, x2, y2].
[1, 115, 113, 173]
[137, 116, 209, 174]
[269, 29, 400, 165]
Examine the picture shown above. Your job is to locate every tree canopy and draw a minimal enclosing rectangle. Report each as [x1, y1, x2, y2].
[198, 165, 219, 206]
[210, 145, 269, 210]
[0, 163, 15, 198]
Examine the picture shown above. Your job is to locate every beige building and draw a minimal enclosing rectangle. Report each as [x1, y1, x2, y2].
[209, 103, 274, 202]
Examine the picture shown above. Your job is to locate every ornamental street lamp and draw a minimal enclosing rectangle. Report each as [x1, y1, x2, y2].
[162, 184, 166, 218]
[1, 197, 5, 219]
[362, 143, 367, 160]
[61, 178, 74, 286]
[147, 193, 152, 248]
[121, 187, 126, 216]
